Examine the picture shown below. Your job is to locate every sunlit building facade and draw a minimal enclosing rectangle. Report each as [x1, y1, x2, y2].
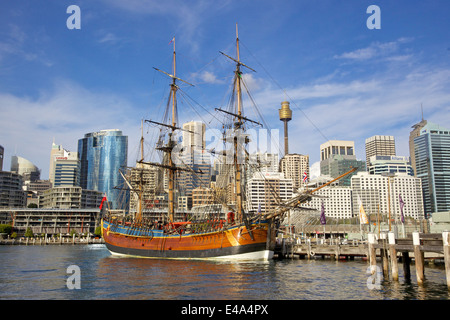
[78, 129, 128, 210]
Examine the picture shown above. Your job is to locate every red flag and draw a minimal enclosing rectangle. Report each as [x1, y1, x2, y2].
[99, 194, 107, 210]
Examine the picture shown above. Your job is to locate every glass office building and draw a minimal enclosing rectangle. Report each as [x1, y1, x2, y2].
[414, 122, 450, 217]
[78, 129, 128, 210]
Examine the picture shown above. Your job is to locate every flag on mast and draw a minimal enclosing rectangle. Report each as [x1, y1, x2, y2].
[399, 194, 405, 223]
[99, 193, 107, 210]
[169, 36, 175, 45]
[303, 171, 308, 183]
[358, 195, 369, 225]
[320, 201, 326, 225]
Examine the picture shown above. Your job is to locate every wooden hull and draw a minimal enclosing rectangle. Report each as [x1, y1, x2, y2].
[101, 219, 274, 260]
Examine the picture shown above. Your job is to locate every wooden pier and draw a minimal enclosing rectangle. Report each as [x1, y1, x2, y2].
[275, 231, 450, 290]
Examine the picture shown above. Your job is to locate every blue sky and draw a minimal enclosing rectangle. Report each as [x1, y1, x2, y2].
[1, 0, 449, 179]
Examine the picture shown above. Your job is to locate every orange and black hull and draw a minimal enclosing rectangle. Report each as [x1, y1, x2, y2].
[101, 219, 274, 260]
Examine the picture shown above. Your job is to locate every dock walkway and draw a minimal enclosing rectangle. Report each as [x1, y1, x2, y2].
[275, 231, 450, 290]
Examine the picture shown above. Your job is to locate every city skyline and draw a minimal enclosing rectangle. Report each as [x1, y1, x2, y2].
[1, 1, 449, 179]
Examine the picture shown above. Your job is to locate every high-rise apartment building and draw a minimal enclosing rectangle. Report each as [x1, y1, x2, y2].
[303, 176, 353, 219]
[320, 140, 365, 186]
[365, 135, 396, 168]
[280, 153, 309, 191]
[39, 186, 103, 209]
[246, 172, 293, 214]
[0, 171, 27, 207]
[78, 129, 128, 210]
[414, 122, 450, 216]
[351, 171, 424, 221]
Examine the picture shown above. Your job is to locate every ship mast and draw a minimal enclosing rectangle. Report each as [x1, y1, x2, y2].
[145, 37, 193, 223]
[234, 24, 244, 224]
[168, 37, 177, 223]
[217, 24, 258, 238]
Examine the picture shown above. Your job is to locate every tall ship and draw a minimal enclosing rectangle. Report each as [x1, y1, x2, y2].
[101, 26, 355, 260]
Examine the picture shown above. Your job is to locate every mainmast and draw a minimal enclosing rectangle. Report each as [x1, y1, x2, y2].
[234, 24, 244, 224]
[168, 37, 177, 223]
[217, 24, 257, 238]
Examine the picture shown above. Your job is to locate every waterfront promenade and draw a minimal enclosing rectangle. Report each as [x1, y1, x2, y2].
[0, 236, 104, 245]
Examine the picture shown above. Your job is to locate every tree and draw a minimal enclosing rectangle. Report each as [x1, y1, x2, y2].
[94, 226, 102, 237]
[0, 224, 12, 235]
[25, 227, 34, 238]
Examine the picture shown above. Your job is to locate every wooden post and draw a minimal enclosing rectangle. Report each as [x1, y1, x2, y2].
[413, 231, 425, 285]
[443, 231, 450, 290]
[368, 233, 377, 274]
[307, 239, 311, 260]
[388, 232, 399, 281]
[380, 233, 389, 278]
[402, 251, 411, 280]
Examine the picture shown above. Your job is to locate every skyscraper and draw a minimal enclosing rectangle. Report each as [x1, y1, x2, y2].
[413, 121, 450, 217]
[320, 140, 365, 186]
[49, 142, 79, 187]
[10, 156, 41, 182]
[409, 118, 427, 176]
[78, 129, 128, 210]
[280, 153, 309, 191]
[0, 145, 4, 171]
[177, 121, 211, 207]
[365, 135, 396, 168]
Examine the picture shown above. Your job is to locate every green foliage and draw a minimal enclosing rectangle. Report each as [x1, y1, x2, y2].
[94, 226, 102, 237]
[24, 227, 34, 238]
[0, 224, 12, 234]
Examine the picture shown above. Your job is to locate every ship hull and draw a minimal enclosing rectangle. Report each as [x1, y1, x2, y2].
[102, 219, 274, 260]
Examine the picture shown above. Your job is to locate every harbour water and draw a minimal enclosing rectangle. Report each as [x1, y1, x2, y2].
[0, 244, 448, 302]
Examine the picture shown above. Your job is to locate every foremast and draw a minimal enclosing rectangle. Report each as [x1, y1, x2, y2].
[142, 37, 193, 223]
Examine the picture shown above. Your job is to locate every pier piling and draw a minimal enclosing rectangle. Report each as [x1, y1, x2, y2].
[402, 251, 411, 281]
[388, 232, 399, 281]
[368, 233, 377, 274]
[413, 232, 425, 285]
[443, 231, 450, 290]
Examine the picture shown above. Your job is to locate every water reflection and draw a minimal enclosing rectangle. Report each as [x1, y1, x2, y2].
[0, 245, 448, 300]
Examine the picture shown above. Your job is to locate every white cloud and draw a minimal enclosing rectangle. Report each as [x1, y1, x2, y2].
[0, 79, 141, 178]
[98, 32, 120, 44]
[191, 70, 225, 84]
[245, 63, 450, 165]
[334, 38, 414, 62]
